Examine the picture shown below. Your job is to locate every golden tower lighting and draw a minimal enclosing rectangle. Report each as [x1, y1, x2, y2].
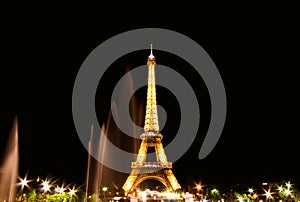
[122, 44, 181, 195]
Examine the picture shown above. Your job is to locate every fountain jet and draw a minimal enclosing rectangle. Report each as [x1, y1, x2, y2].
[0, 117, 19, 202]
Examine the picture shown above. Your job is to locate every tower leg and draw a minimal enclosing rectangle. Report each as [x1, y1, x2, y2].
[136, 139, 148, 164]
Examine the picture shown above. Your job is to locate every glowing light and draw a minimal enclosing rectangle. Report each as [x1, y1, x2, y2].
[70, 189, 75, 195]
[18, 176, 31, 189]
[141, 191, 147, 202]
[285, 189, 291, 195]
[69, 189, 76, 195]
[238, 196, 244, 202]
[113, 196, 122, 200]
[161, 191, 180, 200]
[41, 179, 51, 192]
[195, 184, 202, 190]
[265, 190, 272, 199]
[102, 186, 108, 191]
[286, 181, 292, 189]
[278, 185, 284, 192]
[55, 185, 65, 194]
[248, 188, 254, 193]
[68, 185, 78, 196]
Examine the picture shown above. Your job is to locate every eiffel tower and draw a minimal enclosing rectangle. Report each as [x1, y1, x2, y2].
[122, 45, 181, 194]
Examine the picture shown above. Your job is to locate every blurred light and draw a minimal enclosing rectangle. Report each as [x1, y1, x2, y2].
[278, 185, 284, 192]
[69, 185, 78, 196]
[286, 181, 292, 189]
[196, 184, 202, 190]
[113, 196, 122, 200]
[56, 186, 64, 194]
[18, 176, 31, 189]
[248, 188, 254, 193]
[103, 186, 108, 191]
[265, 190, 272, 199]
[262, 182, 268, 186]
[70, 189, 75, 195]
[285, 189, 291, 195]
[41, 179, 51, 192]
[69, 189, 75, 195]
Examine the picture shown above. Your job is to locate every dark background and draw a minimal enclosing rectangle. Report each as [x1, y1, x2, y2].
[1, 4, 299, 190]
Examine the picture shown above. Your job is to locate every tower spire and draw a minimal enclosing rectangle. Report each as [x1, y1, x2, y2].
[148, 44, 155, 61]
[145, 44, 159, 134]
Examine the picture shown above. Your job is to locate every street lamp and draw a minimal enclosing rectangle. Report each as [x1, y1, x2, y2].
[40, 179, 51, 202]
[18, 176, 31, 202]
[285, 181, 292, 190]
[41, 179, 51, 193]
[238, 196, 244, 202]
[103, 186, 108, 202]
[265, 190, 272, 202]
[248, 188, 256, 201]
[55, 185, 65, 194]
[69, 186, 78, 202]
[69, 187, 77, 196]
[277, 185, 284, 192]
[18, 176, 30, 190]
[196, 184, 202, 191]
[194, 182, 203, 199]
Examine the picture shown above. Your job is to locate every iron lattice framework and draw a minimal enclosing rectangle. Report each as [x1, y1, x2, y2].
[122, 45, 181, 194]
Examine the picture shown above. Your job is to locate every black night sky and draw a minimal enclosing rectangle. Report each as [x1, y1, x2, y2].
[1, 5, 299, 190]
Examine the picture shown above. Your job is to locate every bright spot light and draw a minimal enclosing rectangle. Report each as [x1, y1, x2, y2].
[18, 176, 30, 189]
[102, 187, 108, 191]
[285, 189, 291, 195]
[196, 185, 202, 190]
[41, 179, 51, 192]
[68, 185, 78, 196]
[248, 188, 254, 193]
[141, 192, 147, 202]
[20, 179, 28, 186]
[56, 186, 64, 194]
[265, 190, 272, 198]
[238, 197, 243, 202]
[69, 188, 76, 196]
[70, 189, 75, 195]
[113, 196, 122, 200]
[253, 193, 257, 199]
[278, 185, 284, 192]
[286, 181, 292, 189]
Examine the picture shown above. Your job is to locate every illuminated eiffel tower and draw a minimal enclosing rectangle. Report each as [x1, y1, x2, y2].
[122, 45, 181, 194]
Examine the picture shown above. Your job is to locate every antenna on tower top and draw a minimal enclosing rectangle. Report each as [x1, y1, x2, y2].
[149, 44, 155, 60]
